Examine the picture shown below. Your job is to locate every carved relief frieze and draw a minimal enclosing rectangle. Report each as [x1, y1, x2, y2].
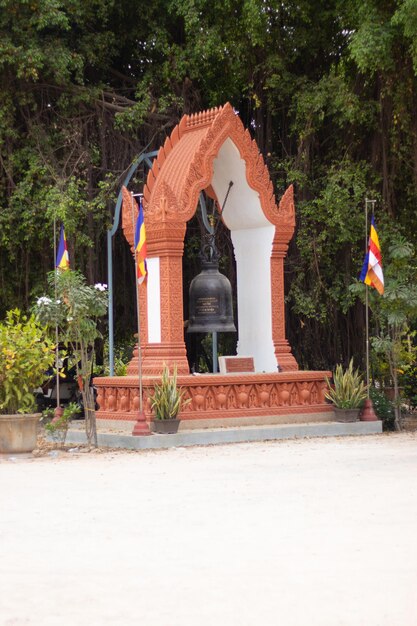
[159, 258, 171, 342]
[95, 372, 333, 422]
[167, 256, 185, 341]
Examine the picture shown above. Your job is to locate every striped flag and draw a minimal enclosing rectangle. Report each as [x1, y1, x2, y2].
[359, 215, 384, 295]
[134, 196, 147, 285]
[56, 225, 70, 270]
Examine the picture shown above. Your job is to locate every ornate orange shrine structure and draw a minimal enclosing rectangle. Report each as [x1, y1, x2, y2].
[95, 103, 332, 431]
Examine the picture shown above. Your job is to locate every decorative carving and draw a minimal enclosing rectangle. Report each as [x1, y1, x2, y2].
[147, 181, 179, 223]
[280, 384, 290, 406]
[119, 388, 129, 412]
[96, 387, 104, 412]
[258, 384, 271, 407]
[108, 389, 116, 412]
[277, 184, 296, 232]
[121, 185, 138, 250]
[95, 371, 334, 423]
[299, 382, 311, 405]
[215, 386, 227, 410]
[185, 107, 221, 129]
[132, 388, 140, 411]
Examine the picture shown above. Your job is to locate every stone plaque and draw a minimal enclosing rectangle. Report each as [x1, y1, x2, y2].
[218, 356, 255, 374]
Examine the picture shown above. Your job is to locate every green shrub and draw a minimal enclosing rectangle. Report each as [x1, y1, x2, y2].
[43, 402, 81, 444]
[400, 363, 417, 409]
[369, 387, 396, 431]
[0, 310, 55, 414]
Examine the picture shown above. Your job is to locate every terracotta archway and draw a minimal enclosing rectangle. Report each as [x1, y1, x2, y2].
[122, 102, 298, 376]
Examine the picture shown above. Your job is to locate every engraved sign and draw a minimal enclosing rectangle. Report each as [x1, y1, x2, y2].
[218, 356, 255, 374]
[195, 296, 220, 316]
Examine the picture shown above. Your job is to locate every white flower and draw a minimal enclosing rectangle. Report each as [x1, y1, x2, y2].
[56, 299, 61, 304]
[94, 283, 107, 291]
[67, 317, 74, 322]
[37, 296, 52, 306]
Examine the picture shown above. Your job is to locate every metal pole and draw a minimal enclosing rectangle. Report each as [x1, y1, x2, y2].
[212, 331, 218, 373]
[130, 192, 144, 413]
[365, 199, 369, 395]
[107, 231, 114, 376]
[53, 219, 60, 410]
[365, 281, 370, 395]
[107, 151, 157, 375]
[364, 198, 376, 397]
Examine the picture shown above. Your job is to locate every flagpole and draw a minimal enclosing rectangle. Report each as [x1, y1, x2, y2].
[365, 199, 370, 397]
[53, 218, 61, 414]
[360, 197, 378, 422]
[130, 192, 143, 411]
[364, 198, 376, 397]
[130, 192, 150, 435]
[360, 197, 379, 422]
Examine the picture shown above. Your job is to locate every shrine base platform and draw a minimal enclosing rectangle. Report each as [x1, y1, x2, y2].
[94, 370, 335, 429]
[63, 420, 382, 450]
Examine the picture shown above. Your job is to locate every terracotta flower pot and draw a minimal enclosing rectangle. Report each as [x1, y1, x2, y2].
[0, 413, 41, 453]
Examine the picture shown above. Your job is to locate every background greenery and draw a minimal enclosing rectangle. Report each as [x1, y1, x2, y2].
[1, 0, 416, 378]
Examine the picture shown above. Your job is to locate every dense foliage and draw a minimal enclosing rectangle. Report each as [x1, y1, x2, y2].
[0, 309, 55, 414]
[1, 0, 416, 374]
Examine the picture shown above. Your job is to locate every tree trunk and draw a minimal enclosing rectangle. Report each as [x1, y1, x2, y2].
[389, 328, 402, 432]
[83, 383, 97, 447]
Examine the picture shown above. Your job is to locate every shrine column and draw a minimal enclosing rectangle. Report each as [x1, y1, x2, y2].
[270, 184, 298, 372]
[141, 218, 189, 375]
[271, 237, 298, 371]
[122, 189, 189, 376]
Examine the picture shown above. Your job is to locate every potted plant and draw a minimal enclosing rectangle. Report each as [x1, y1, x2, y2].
[325, 358, 368, 422]
[149, 364, 190, 433]
[43, 402, 81, 447]
[0, 309, 55, 453]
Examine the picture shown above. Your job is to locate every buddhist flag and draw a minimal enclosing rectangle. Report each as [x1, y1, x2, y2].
[359, 215, 384, 295]
[56, 225, 70, 270]
[134, 196, 147, 285]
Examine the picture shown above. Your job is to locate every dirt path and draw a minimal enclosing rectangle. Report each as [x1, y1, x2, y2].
[1, 432, 417, 625]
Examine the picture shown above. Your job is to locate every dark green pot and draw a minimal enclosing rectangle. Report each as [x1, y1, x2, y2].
[334, 407, 360, 423]
[152, 418, 180, 434]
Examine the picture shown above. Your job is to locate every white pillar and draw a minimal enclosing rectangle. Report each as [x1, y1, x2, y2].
[232, 227, 277, 372]
[146, 257, 161, 343]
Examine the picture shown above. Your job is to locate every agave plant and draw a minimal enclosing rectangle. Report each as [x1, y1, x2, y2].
[325, 358, 368, 409]
[149, 364, 190, 420]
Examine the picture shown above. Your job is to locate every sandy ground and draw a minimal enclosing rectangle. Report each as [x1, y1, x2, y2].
[1, 432, 417, 626]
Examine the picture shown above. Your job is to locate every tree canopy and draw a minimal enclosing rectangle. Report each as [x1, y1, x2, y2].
[1, 0, 416, 372]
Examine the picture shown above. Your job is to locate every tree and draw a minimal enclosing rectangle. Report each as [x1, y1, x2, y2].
[0, 0, 416, 376]
[370, 235, 417, 429]
[350, 229, 417, 429]
[35, 270, 108, 445]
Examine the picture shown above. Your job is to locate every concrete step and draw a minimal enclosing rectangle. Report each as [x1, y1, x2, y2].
[63, 420, 382, 451]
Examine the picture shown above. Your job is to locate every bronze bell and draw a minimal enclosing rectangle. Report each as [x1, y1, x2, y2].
[187, 256, 236, 333]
